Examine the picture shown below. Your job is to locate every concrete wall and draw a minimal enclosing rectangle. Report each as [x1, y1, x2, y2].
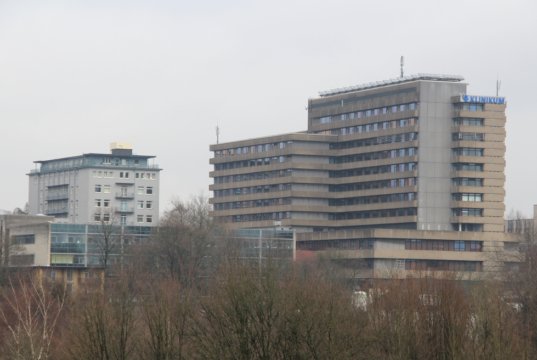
[417, 81, 467, 231]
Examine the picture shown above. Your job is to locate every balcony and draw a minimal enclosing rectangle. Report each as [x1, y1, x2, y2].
[46, 208, 69, 216]
[46, 193, 69, 201]
[115, 192, 135, 199]
[51, 243, 85, 254]
[114, 207, 134, 214]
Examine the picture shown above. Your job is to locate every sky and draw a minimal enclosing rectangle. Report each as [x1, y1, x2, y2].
[0, 0, 536, 216]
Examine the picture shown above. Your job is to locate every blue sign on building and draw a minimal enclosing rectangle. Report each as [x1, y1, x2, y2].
[461, 95, 505, 104]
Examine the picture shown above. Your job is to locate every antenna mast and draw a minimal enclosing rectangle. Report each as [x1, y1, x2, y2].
[216, 125, 220, 144]
[496, 78, 502, 97]
[400, 56, 404, 78]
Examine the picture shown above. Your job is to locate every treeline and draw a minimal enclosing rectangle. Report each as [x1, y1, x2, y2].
[1, 199, 537, 359]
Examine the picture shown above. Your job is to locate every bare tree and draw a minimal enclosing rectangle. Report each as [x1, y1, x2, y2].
[144, 195, 216, 287]
[0, 275, 67, 360]
[140, 280, 196, 360]
[66, 279, 138, 360]
[88, 212, 122, 275]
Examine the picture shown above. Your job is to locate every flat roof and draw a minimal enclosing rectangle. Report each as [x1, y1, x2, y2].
[318, 73, 464, 97]
[34, 152, 156, 164]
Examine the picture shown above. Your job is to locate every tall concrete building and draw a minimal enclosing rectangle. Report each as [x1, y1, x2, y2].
[28, 143, 161, 226]
[210, 74, 515, 279]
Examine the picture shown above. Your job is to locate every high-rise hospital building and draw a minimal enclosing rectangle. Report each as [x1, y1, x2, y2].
[210, 74, 516, 279]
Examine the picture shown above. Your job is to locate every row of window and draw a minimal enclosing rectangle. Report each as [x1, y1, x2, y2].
[95, 199, 110, 207]
[405, 260, 482, 272]
[405, 239, 482, 252]
[94, 213, 154, 223]
[452, 193, 483, 202]
[452, 208, 483, 217]
[95, 185, 154, 194]
[330, 132, 418, 150]
[330, 207, 417, 220]
[92, 171, 157, 179]
[297, 239, 374, 251]
[453, 117, 484, 126]
[137, 215, 153, 223]
[296, 239, 482, 252]
[12, 234, 35, 245]
[330, 177, 417, 192]
[315, 102, 417, 125]
[214, 141, 290, 158]
[330, 162, 417, 178]
[452, 177, 483, 187]
[10, 254, 34, 266]
[453, 148, 484, 157]
[456, 103, 484, 112]
[214, 184, 291, 198]
[215, 144, 418, 171]
[214, 170, 292, 184]
[137, 200, 153, 209]
[452, 132, 485, 141]
[214, 198, 290, 211]
[329, 192, 416, 206]
[452, 223, 483, 232]
[330, 147, 416, 164]
[322, 118, 418, 136]
[214, 177, 418, 197]
[452, 163, 484, 172]
[230, 212, 290, 223]
[215, 156, 288, 171]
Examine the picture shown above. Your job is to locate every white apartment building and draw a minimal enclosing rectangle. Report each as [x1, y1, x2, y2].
[28, 143, 161, 226]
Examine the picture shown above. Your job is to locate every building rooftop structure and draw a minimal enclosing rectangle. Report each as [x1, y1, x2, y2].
[318, 73, 465, 97]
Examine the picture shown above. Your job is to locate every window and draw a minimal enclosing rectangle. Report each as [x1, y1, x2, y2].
[137, 215, 144, 223]
[137, 186, 144, 195]
[453, 148, 484, 157]
[95, 199, 101, 207]
[146, 215, 153, 223]
[453, 193, 483, 202]
[137, 201, 144, 209]
[13, 234, 35, 245]
[452, 132, 485, 141]
[135, 173, 140, 178]
[103, 213, 110, 222]
[103, 185, 111, 194]
[452, 178, 483, 187]
[120, 215, 127, 225]
[95, 185, 102, 193]
[10, 255, 34, 266]
[94, 213, 101, 222]
[103, 199, 110, 207]
[151, 173, 156, 180]
[146, 187, 153, 195]
[452, 208, 483, 217]
[146, 201, 152, 209]
[454, 241, 465, 251]
[454, 118, 484, 126]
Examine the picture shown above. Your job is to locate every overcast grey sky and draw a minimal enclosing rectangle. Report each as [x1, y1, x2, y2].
[0, 0, 536, 216]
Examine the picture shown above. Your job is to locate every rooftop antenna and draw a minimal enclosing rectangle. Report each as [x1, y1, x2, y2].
[216, 125, 220, 144]
[496, 76, 502, 97]
[400, 56, 404, 78]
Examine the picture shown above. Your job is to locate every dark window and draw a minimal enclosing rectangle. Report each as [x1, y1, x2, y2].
[13, 234, 35, 245]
